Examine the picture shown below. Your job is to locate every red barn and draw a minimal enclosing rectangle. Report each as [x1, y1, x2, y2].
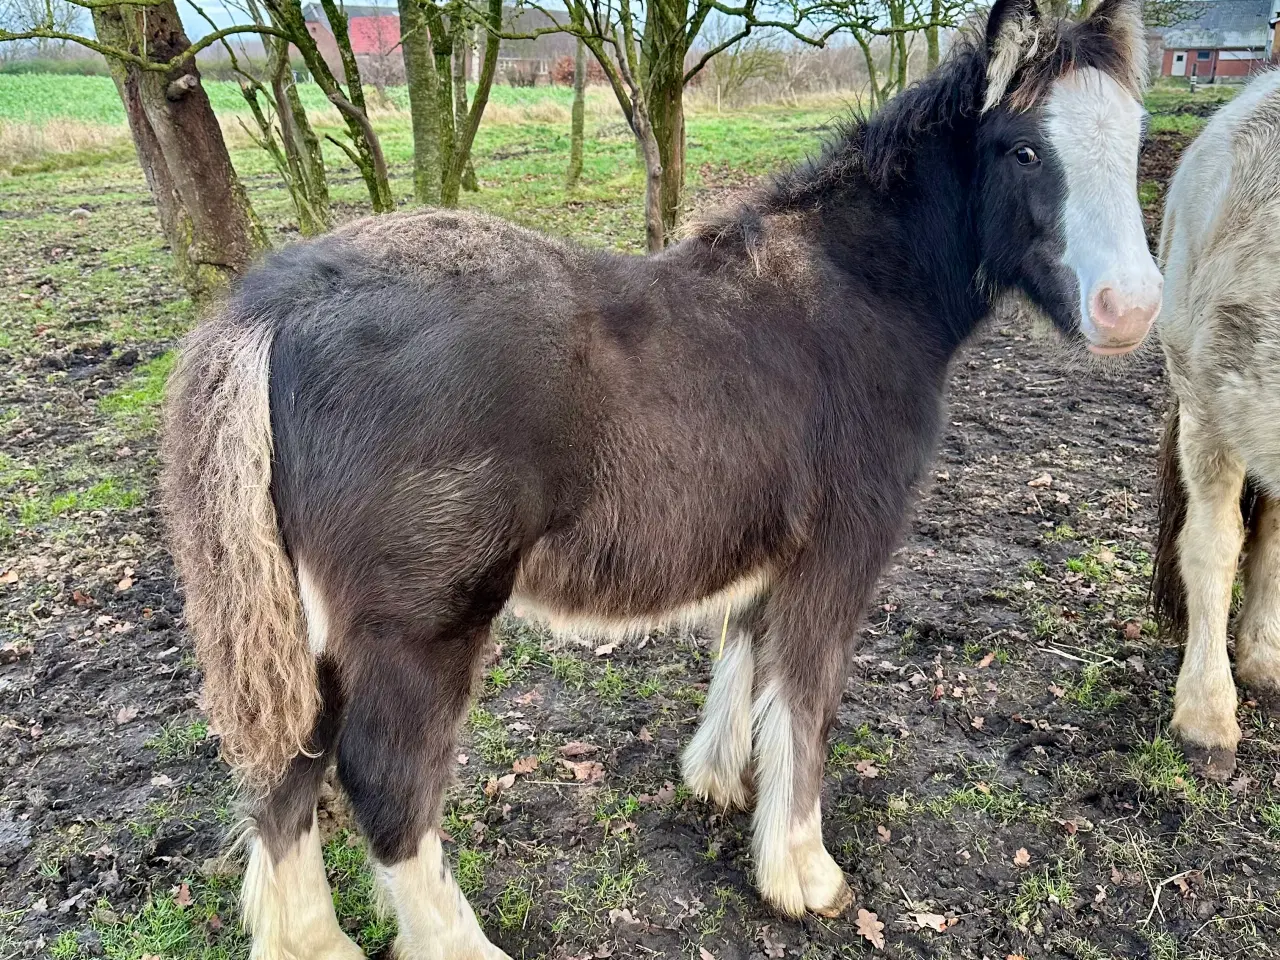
[1153, 0, 1279, 81]
[299, 3, 577, 85]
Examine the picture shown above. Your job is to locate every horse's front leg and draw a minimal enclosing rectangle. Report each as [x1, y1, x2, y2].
[1172, 410, 1246, 780]
[747, 541, 874, 918]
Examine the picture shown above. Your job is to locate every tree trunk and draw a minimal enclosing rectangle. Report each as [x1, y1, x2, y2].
[269, 35, 329, 234]
[452, 31, 478, 192]
[926, 0, 941, 71]
[398, 0, 441, 204]
[92, 1, 266, 303]
[268, 0, 392, 212]
[440, 0, 500, 206]
[641, 0, 687, 238]
[566, 38, 586, 188]
[633, 101, 665, 253]
[855, 32, 879, 111]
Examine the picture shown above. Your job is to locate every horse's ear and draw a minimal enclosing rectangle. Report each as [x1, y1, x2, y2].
[1078, 0, 1147, 94]
[983, 0, 1041, 112]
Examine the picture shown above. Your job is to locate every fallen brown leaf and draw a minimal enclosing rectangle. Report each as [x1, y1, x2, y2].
[594, 641, 618, 656]
[1027, 473, 1053, 488]
[512, 755, 538, 775]
[911, 912, 947, 932]
[855, 908, 885, 949]
[484, 773, 516, 797]
[115, 705, 139, 726]
[977, 651, 996, 669]
[876, 824, 891, 844]
[558, 741, 599, 757]
[560, 759, 604, 782]
[637, 726, 653, 743]
[1013, 848, 1031, 868]
[116, 576, 134, 592]
[855, 759, 879, 778]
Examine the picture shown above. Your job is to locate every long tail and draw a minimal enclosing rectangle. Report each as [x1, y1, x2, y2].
[1152, 396, 1264, 639]
[1152, 399, 1188, 638]
[160, 312, 319, 788]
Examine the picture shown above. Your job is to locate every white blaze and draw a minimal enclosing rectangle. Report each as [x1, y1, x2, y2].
[1044, 67, 1163, 353]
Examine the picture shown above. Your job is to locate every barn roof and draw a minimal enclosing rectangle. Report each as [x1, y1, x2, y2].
[1158, 0, 1272, 49]
[301, 3, 398, 25]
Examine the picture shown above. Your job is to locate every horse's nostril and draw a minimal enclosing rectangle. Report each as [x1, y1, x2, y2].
[1091, 286, 1158, 335]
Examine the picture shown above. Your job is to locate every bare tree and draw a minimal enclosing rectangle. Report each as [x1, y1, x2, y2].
[0, 0, 82, 55]
[697, 21, 786, 111]
[495, 0, 973, 250]
[566, 36, 586, 187]
[192, 0, 332, 235]
[0, 0, 271, 301]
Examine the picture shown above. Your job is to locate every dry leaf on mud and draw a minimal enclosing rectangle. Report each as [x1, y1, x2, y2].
[512, 755, 538, 775]
[0, 570, 18, 584]
[640, 781, 676, 804]
[560, 759, 604, 782]
[977, 651, 996, 669]
[116, 576, 134, 592]
[856, 908, 885, 949]
[115, 705, 139, 726]
[558, 741, 599, 757]
[484, 773, 516, 797]
[970, 715, 985, 730]
[912, 912, 947, 932]
[757, 925, 786, 958]
[855, 759, 879, 778]
[174, 883, 192, 907]
[1008, 955, 1028, 960]
[637, 726, 653, 743]
[699, 948, 717, 960]
[1048, 683, 1066, 698]
[876, 824, 891, 843]
[1027, 473, 1053, 488]
[1013, 848, 1031, 868]
[594, 641, 618, 656]
[72, 589, 97, 608]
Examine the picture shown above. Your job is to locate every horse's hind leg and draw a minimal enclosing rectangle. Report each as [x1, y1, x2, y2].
[1236, 494, 1280, 708]
[682, 597, 767, 810]
[242, 663, 364, 960]
[1171, 411, 1246, 780]
[336, 616, 510, 960]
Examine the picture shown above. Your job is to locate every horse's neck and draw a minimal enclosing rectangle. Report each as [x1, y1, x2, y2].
[819, 144, 987, 356]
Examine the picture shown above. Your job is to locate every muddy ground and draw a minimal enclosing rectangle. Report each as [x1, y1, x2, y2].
[4, 128, 1279, 960]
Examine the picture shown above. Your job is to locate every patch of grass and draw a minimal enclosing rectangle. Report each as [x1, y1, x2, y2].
[455, 847, 491, 898]
[829, 723, 895, 771]
[50, 929, 80, 959]
[145, 719, 209, 762]
[98, 352, 174, 435]
[1059, 663, 1124, 712]
[1258, 802, 1280, 839]
[551, 653, 587, 689]
[496, 877, 535, 930]
[1005, 863, 1076, 931]
[926, 779, 1029, 824]
[592, 661, 626, 704]
[94, 875, 246, 960]
[468, 704, 516, 766]
[324, 831, 397, 950]
[1128, 736, 1201, 803]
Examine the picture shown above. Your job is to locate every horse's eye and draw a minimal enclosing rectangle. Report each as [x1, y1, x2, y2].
[1015, 146, 1040, 166]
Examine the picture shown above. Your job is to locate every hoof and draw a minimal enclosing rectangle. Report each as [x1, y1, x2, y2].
[811, 879, 854, 918]
[1180, 742, 1236, 782]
